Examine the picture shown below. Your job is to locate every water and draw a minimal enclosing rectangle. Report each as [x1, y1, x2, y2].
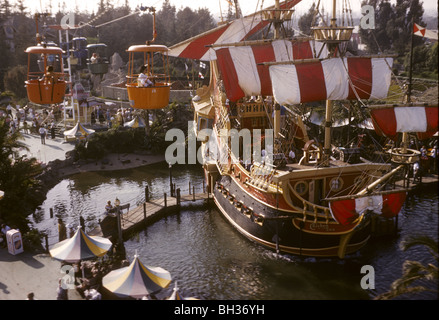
[31, 162, 438, 300]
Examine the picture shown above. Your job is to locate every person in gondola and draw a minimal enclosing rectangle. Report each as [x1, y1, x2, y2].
[137, 65, 153, 87]
[42, 65, 58, 84]
[90, 53, 101, 64]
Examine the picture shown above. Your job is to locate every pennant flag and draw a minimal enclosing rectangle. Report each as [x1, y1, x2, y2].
[200, 61, 206, 69]
[413, 23, 438, 40]
[198, 72, 204, 79]
[184, 63, 188, 71]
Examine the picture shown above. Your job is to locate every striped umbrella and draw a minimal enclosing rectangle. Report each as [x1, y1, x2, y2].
[102, 255, 172, 299]
[166, 282, 199, 300]
[49, 227, 112, 263]
[124, 116, 146, 128]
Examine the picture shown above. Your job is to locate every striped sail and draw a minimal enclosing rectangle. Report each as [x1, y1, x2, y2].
[168, 0, 302, 61]
[370, 104, 439, 140]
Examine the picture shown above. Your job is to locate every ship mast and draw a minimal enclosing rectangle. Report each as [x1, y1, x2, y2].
[273, 0, 282, 145]
[323, 0, 337, 167]
[311, 0, 353, 167]
[271, 0, 295, 146]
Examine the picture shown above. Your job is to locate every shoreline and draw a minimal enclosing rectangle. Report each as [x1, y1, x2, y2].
[0, 134, 167, 300]
[55, 152, 167, 178]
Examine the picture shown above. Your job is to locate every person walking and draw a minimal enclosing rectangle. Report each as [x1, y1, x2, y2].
[56, 279, 68, 300]
[39, 126, 47, 145]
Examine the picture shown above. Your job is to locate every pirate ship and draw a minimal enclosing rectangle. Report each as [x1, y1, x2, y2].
[169, 0, 438, 258]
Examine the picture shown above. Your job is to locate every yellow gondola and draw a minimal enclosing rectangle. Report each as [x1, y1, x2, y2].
[25, 45, 67, 105]
[125, 6, 171, 110]
[126, 44, 171, 109]
[25, 13, 67, 105]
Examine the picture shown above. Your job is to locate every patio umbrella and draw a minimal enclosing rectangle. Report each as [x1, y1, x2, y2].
[49, 227, 112, 263]
[124, 116, 146, 128]
[102, 255, 172, 299]
[63, 122, 95, 139]
[167, 282, 199, 300]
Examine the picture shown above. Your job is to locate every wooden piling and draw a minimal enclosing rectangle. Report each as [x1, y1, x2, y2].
[50, 208, 54, 218]
[44, 234, 49, 252]
[89, 183, 211, 239]
[145, 186, 149, 202]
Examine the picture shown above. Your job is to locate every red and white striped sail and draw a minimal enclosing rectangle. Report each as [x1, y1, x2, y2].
[168, 0, 302, 61]
[370, 104, 439, 141]
[269, 57, 393, 105]
[215, 40, 327, 101]
[329, 191, 407, 226]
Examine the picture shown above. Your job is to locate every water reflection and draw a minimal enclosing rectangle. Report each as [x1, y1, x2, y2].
[32, 163, 438, 300]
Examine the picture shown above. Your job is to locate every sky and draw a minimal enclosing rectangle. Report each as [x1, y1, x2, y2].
[18, 0, 439, 19]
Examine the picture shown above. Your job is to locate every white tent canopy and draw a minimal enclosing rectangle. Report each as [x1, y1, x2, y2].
[63, 122, 95, 138]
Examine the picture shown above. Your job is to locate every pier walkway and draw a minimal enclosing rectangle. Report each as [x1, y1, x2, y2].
[89, 189, 212, 239]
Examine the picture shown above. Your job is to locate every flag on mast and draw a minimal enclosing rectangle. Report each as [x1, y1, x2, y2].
[413, 23, 438, 40]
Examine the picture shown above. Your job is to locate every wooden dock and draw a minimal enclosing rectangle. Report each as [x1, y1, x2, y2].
[87, 172, 436, 241]
[89, 190, 211, 239]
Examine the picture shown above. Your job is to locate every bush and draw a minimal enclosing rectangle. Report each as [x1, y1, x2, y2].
[22, 228, 45, 252]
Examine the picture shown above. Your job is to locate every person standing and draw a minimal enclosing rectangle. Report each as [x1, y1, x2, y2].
[431, 145, 438, 174]
[56, 279, 68, 300]
[105, 201, 113, 215]
[288, 149, 296, 164]
[39, 126, 46, 144]
[6, 104, 12, 116]
[50, 123, 56, 139]
[1, 223, 11, 248]
[26, 292, 36, 300]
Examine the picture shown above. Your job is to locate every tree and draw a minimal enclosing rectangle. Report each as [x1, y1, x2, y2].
[0, 118, 43, 231]
[375, 235, 438, 300]
[157, 0, 176, 46]
[359, 0, 425, 55]
[298, 3, 316, 36]
[3, 65, 27, 100]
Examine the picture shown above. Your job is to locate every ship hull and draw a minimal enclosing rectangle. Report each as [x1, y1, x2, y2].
[211, 172, 371, 258]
